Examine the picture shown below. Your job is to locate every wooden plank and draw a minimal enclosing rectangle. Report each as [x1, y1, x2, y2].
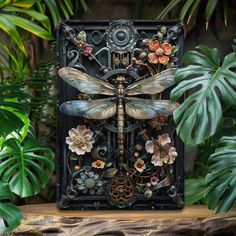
[13, 203, 236, 235]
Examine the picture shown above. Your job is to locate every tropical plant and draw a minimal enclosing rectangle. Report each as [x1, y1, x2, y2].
[157, 0, 231, 29]
[0, 181, 21, 233]
[0, 0, 89, 233]
[0, 0, 89, 55]
[171, 45, 236, 146]
[171, 45, 236, 212]
[205, 136, 236, 212]
[0, 85, 55, 233]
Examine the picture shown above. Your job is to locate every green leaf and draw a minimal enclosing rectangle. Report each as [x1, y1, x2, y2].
[171, 45, 236, 146]
[0, 85, 29, 137]
[12, 0, 38, 8]
[186, 0, 200, 25]
[0, 137, 55, 197]
[0, 14, 26, 55]
[64, 0, 73, 15]
[156, 0, 181, 20]
[2, 14, 53, 40]
[3, 5, 51, 32]
[0, 203, 21, 233]
[185, 178, 206, 205]
[206, 0, 218, 29]
[179, 0, 195, 21]
[0, 181, 21, 233]
[205, 136, 236, 212]
[44, 0, 60, 28]
[103, 168, 118, 178]
[0, 181, 14, 201]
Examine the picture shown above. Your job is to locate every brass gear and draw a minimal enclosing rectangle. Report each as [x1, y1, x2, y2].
[107, 176, 135, 208]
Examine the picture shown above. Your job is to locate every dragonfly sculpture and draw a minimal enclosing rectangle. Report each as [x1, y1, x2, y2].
[58, 67, 179, 163]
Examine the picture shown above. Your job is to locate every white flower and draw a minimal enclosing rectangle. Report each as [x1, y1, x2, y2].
[66, 125, 94, 155]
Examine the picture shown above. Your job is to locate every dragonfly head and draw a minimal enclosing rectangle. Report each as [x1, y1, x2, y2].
[116, 76, 127, 84]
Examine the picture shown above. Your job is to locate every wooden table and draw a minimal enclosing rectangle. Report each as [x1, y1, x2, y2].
[14, 203, 236, 235]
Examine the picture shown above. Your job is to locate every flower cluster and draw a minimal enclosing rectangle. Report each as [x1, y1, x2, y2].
[77, 31, 94, 56]
[145, 133, 177, 166]
[66, 125, 94, 155]
[148, 40, 172, 65]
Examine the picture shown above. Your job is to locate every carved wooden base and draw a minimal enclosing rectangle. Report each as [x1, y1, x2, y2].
[13, 203, 236, 235]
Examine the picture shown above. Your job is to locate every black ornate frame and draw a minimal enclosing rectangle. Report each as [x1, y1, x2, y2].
[57, 19, 184, 210]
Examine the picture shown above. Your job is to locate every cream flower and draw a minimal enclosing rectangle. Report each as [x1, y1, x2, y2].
[145, 133, 177, 167]
[92, 160, 105, 169]
[66, 125, 94, 155]
[134, 159, 146, 173]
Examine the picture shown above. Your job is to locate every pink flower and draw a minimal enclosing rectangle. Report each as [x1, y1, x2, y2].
[145, 133, 177, 167]
[150, 176, 159, 186]
[83, 46, 93, 56]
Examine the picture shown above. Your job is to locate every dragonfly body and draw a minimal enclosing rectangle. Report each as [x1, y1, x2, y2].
[116, 76, 126, 162]
[58, 67, 179, 163]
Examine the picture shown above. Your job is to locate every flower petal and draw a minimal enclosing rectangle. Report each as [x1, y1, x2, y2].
[83, 130, 93, 139]
[69, 143, 78, 152]
[162, 43, 172, 55]
[149, 40, 160, 51]
[168, 147, 178, 161]
[65, 137, 73, 145]
[77, 178, 84, 184]
[85, 142, 93, 152]
[158, 133, 171, 146]
[88, 171, 94, 178]
[75, 149, 86, 155]
[78, 184, 85, 190]
[77, 125, 87, 134]
[96, 180, 103, 187]
[158, 55, 169, 65]
[80, 172, 87, 180]
[145, 140, 154, 153]
[148, 53, 159, 64]
[69, 128, 79, 139]
[94, 174, 100, 180]
[151, 155, 163, 166]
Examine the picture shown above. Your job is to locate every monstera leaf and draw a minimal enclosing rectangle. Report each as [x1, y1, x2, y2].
[0, 85, 29, 137]
[0, 138, 54, 197]
[0, 181, 21, 233]
[171, 45, 236, 146]
[205, 136, 236, 212]
[185, 178, 206, 205]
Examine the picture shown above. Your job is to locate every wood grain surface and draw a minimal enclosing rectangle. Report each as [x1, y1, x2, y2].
[13, 203, 236, 236]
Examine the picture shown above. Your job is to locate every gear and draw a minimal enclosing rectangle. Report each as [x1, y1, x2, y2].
[107, 176, 135, 208]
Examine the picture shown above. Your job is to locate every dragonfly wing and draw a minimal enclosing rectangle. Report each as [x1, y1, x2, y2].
[126, 68, 177, 95]
[58, 67, 116, 95]
[60, 98, 117, 119]
[125, 97, 179, 119]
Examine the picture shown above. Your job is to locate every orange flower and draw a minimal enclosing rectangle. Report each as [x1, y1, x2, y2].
[134, 159, 146, 173]
[148, 40, 172, 65]
[92, 160, 105, 169]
